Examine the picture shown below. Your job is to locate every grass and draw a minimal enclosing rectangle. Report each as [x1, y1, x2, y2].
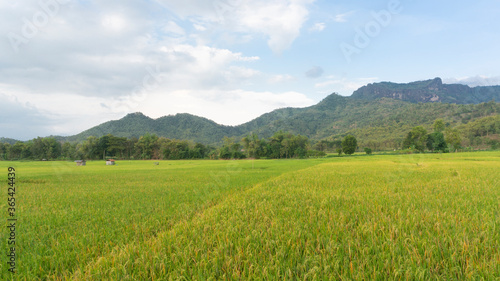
[1, 152, 499, 280]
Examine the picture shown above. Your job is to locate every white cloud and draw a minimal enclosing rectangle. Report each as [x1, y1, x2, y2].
[269, 74, 296, 83]
[163, 21, 186, 36]
[193, 23, 207, 31]
[155, 0, 315, 53]
[236, 0, 313, 53]
[310, 22, 326, 32]
[443, 76, 500, 87]
[0, 0, 317, 139]
[101, 14, 128, 33]
[333, 11, 354, 23]
[135, 89, 315, 126]
[315, 76, 378, 96]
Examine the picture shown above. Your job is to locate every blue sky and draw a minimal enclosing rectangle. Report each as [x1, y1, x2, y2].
[1, 0, 499, 140]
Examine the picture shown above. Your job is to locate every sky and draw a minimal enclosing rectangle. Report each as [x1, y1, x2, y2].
[1, 0, 500, 140]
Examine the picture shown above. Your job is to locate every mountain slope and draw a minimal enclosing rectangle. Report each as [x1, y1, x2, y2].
[59, 78, 500, 147]
[351, 78, 500, 104]
[66, 112, 239, 144]
[64, 93, 500, 148]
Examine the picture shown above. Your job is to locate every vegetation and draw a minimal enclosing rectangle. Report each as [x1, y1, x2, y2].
[1, 152, 499, 279]
[351, 77, 500, 104]
[0, 131, 320, 161]
[341, 135, 358, 155]
[26, 90, 497, 150]
[402, 126, 428, 152]
[2, 112, 499, 162]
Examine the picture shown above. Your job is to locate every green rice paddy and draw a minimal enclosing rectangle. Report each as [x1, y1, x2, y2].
[1, 152, 499, 280]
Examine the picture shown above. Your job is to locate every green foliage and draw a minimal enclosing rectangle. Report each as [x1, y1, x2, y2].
[364, 147, 372, 154]
[135, 133, 159, 159]
[489, 139, 500, 150]
[54, 92, 499, 151]
[426, 132, 447, 152]
[433, 118, 446, 132]
[263, 131, 310, 159]
[219, 137, 245, 159]
[445, 128, 462, 152]
[403, 126, 428, 152]
[306, 150, 326, 158]
[242, 133, 265, 159]
[341, 135, 357, 155]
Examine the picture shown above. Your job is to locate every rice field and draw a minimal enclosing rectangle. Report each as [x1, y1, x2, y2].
[1, 152, 499, 280]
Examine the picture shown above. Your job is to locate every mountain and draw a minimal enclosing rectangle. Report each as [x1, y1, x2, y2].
[0, 138, 19, 145]
[66, 112, 239, 144]
[351, 78, 500, 104]
[28, 77, 496, 148]
[63, 91, 500, 148]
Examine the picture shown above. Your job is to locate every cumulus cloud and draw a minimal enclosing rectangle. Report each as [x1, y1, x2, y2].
[236, 0, 313, 53]
[0, 0, 317, 139]
[155, 0, 314, 53]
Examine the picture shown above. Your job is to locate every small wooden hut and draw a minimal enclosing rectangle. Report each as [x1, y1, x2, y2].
[75, 160, 86, 166]
[106, 159, 116, 165]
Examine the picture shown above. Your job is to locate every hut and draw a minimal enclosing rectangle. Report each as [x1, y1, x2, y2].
[106, 159, 116, 165]
[75, 160, 86, 166]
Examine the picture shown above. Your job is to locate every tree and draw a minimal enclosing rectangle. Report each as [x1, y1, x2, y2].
[9, 142, 27, 160]
[403, 126, 428, 152]
[98, 135, 110, 160]
[42, 138, 61, 160]
[220, 137, 244, 159]
[135, 133, 159, 159]
[433, 119, 446, 133]
[62, 142, 76, 160]
[126, 137, 138, 159]
[426, 132, 447, 152]
[341, 135, 357, 155]
[192, 143, 207, 159]
[445, 128, 462, 152]
[2, 143, 11, 160]
[31, 137, 45, 160]
[107, 135, 127, 158]
[242, 133, 261, 159]
[80, 136, 99, 159]
[0, 142, 6, 160]
[364, 147, 372, 155]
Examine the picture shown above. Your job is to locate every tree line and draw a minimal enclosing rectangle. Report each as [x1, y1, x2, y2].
[0, 131, 328, 161]
[1, 116, 498, 161]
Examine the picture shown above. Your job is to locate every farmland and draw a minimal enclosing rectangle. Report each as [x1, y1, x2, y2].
[1, 152, 499, 280]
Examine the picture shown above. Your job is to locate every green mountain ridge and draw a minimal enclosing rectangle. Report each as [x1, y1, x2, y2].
[6, 78, 500, 149]
[351, 77, 500, 104]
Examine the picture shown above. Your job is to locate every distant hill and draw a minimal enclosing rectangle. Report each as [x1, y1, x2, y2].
[66, 112, 239, 144]
[63, 92, 500, 147]
[0, 138, 19, 145]
[351, 78, 500, 104]
[6, 77, 496, 148]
